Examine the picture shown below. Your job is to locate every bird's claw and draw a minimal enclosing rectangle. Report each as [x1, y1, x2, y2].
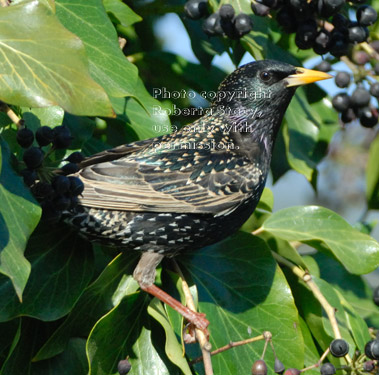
[183, 313, 210, 344]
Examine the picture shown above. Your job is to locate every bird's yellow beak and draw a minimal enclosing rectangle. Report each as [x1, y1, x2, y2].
[285, 67, 332, 87]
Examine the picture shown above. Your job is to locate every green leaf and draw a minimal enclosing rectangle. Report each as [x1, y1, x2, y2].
[262, 206, 379, 275]
[0, 140, 41, 300]
[55, 0, 139, 98]
[87, 293, 172, 375]
[148, 299, 192, 375]
[298, 316, 320, 375]
[103, 0, 142, 28]
[179, 232, 304, 374]
[366, 135, 379, 209]
[283, 90, 319, 181]
[33, 252, 139, 361]
[0, 0, 113, 116]
[0, 224, 94, 322]
[110, 77, 171, 140]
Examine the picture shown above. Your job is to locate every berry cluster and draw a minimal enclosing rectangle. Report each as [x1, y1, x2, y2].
[183, 0, 378, 58]
[16, 125, 84, 221]
[184, 1, 253, 38]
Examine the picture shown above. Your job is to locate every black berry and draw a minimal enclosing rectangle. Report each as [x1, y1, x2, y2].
[202, 13, 223, 36]
[234, 13, 253, 37]
[351, 87, 370, 108]
[184, 0, 208, 20]
[219, 4, 234, 19]
[357, 5, 377, 26]
[353, 51, 370, 65]
[61, 162, 79, 175]
[274, 358, 285, 374]
[277, 7, 298, 33]
[313, 29, 331, 55]
[52, 175, 70, 194]
[374, 286, 379, 306]
[315, 60, 332, 72]
[31, 181, 54, 201]
[348, 23, 369, 44]
[341, 108, 355, 123]
[20, 169, 37, 187]
[320, 363, 336, 375]
[23, 147, 44, 169]
[53, 126, 72, 149]
[16, 128, 34, 148]
[251, 359, 268, 375]
[69, 176, 84, 196]
[295, 20, 317, 50]
[359, 107, 378, 128]
[53, 195, 71, 211]
[117, 359, 131, 375]
[332, 93, 350, 112]
[365, 340, 379, 360]
[330, 339, 349, 357]
[363, 360, 376, 372]
[369, 82, 379, 98]
[335, 72, 350, 88]
[319, 0, 344, 18]
[252, 2, 271, 16]
[66, 151, 85, 164]
[35, 126, 54, 147]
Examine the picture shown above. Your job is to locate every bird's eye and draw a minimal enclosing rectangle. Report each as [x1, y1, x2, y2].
[260, 71, 271, 82]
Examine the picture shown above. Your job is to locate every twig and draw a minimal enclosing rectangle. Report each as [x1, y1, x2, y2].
[361, 42, 379, 62]
[172, 261, 213, 375]
[271, 252, 353, 365]
[190, 334, 266, 365]
[300, 348, 330, 372]
[0, 102, 23, 128]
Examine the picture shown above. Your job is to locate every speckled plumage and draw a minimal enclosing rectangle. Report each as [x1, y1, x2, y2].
[65, 61, 309, 256]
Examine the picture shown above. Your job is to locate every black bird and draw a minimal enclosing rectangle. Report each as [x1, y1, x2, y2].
[66, 60, 331, 330]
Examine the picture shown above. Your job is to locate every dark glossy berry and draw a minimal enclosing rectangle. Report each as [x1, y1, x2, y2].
[258, 0, 278, 8]
[332, 13, 349, 29]
[370, 82, 379, 98]
[41, 201, 62, 222]
[348, 23, 369, 44]
[353, 51, 370, 65]
[315, 60, 332, 72]
[351, 87, 370, 108]
[284, 369, 301, 375]
[330, 339, 349, 357]
[61, 162, 79, 175]
[20, 169, 37, 187]
[335, 72, 350, 88]
[53, 195, 71, 211]
[117, 359, 131, 375]
[70, 195, 79, 209]
[69, 176, 84, 196]
[332, 93, 350, 112]
[330, 31, 349, 57]
[234, 13, 253, 37]
[52, 175, 70, 194]
[277, 7, 297, 33]
[252, 1, 271, 16]
[32, 181, 54, 201]
[341, 108, 355, 123]
[365, 340, 379, 360]
[320, 363, 336, 375]
[363, 360, 376, 372]
[295, 20, 317, 50]
[274, 358, 285, 374]
[313, 29, 331, 55]
[359, 107, 378, 128]
[374, 286, 379, 306]
[318, 0, 344, 18]
[219, 4, 234, 19]
[184, 0, 208, 20]
[252, 359, 268, 375]
[291, 0, 311, 19]
[202, 13, 222, 36]
[53, 126, 72, 149]
[23, 147, 44, 169]
[66, 151, 85, 164]
[35, 126, 54, 147]
[17, 128, 34, 148]
[357, 6, 377, 26]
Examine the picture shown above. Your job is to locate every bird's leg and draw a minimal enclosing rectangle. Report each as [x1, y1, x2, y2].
[133, 252, 210, 333]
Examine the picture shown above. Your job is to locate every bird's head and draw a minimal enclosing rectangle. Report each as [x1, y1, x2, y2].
[213, 59, 331, 153]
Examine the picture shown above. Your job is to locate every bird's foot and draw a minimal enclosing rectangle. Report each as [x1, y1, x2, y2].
[183, 315, 210, 344]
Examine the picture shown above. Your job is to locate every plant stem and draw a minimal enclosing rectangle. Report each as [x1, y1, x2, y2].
[0, 102, 23, 128]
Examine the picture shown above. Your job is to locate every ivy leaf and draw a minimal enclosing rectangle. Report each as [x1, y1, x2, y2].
[55, 0, 139, 98]
[262, 206, 379, 275]
[0, 0, 114, 117]
[366, 134, 379, 209]
[103, 0, 142, 28]
[0, 224, 94, 322]
[0, 139, 41, 300]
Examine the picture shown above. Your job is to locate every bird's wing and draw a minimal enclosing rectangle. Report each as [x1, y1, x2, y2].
[77, 145, 263, 216]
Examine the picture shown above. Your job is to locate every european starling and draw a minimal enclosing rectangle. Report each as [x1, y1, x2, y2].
[66, 60, 331, 330]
